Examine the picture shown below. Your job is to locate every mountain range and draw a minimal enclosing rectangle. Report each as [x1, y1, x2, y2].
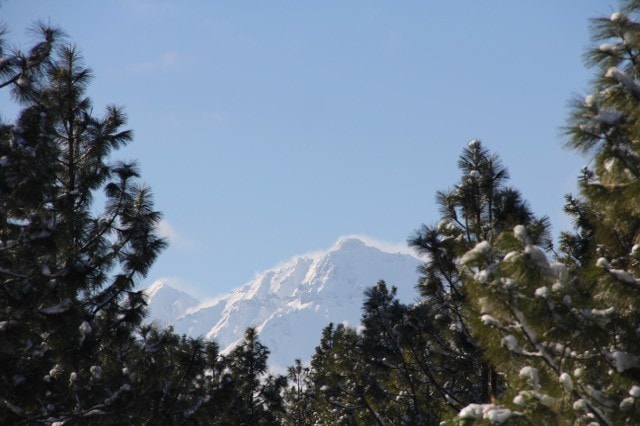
[143, 237, 422, 371]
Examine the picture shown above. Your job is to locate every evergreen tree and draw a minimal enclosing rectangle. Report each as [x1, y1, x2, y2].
[450, 2, 640, 424]
[119, 325, 230, 424]
[358, 281, 441, 424]
[407, 140, 551, 415]
[225, 328, 286, 425]
[0, 25, 168, 423]
[306, 322, 387, 425]
[282, 358, 314, 425]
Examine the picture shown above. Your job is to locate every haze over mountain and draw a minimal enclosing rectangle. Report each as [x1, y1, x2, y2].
[144, 237, 422, 370]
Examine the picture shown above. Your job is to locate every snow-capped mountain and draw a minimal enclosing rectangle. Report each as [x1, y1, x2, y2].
[143, 237, 422, 371]
[143, 281, 200, 325]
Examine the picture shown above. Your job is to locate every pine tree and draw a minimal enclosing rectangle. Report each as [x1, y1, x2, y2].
[407, 140, 551, 416]
[282, 358, 314, 425]
[449, 2, 640, 424]
[306, 322, 387, 425]
[0, 25, 167, 423]
[358, 281, 441, 424]
[117, 325, 229, 424]
[225, 328, 287, 425]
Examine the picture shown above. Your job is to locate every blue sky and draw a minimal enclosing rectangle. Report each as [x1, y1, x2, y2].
[3, 1, 615, 299]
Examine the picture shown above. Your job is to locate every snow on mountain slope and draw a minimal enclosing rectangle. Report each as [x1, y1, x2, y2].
[143, 280, 200, 326]
[144, 237, 422, 371]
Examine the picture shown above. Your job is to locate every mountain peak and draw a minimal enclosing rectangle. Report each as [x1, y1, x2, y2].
[142, 280, 199, 325]
[145, 237, 422, 371]
[332, 236, 369, 251]
[144, 280, 168, 298]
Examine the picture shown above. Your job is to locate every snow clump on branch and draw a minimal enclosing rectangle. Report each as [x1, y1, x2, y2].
[460, 241, 491, 265]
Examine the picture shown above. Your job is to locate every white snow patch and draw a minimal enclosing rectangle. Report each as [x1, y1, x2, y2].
[79, 321, 92, 335]
[40, 299, 72, 315]
[605, 67, 640, 97]
[481, 315, 501, 327]
[459, 403, 485, 419]
[513, 225, 527, 243]
[502, 335, 520, 352]
[573, 399, 587, 411]
[599, 43, 621, 54]
[484, 407, 516, 424]
[591, 307, 615, 317]
[90, 366, 102, 380]
[585, 93, 597, 107]
[513, 394, 526, 406]
[604, 158, 617, 175]
[459, 404, 518, 424]
[609, 269, 638, 285]
[460, 241, 491, 265]
[535, 286, 549, 299]
[501, 278, 516, 290]
[611, 351, 640, 373]
[503, 251, 519, 262]
[49, 364, 62, 379]
[525, 245, 550, 270]
[559, 372, 574, 391]
[596, 257, 609, 269]
[620, 397, 635, 410]
[474, 269, 491, 283]
[519, 366, 540, 389]
[611, 11, 625, 22]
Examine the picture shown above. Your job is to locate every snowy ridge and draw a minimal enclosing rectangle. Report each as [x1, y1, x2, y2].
[143, 281, 200, 326]
[144, 237, 421, 370]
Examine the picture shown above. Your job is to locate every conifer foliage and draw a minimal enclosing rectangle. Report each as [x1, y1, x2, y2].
[408, 139, 551, 411]
[225, 328, 287, 424]
[450, 1, 640, 424]
[0, 24, 171, 423]
[0, 23, 284, 425]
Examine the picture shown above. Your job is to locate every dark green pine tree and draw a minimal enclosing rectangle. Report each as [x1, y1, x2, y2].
[304, 323, 341, 424]
[115, 325, 231, 424]
[0, 25, 167, 423]
[305, 322, 389, 425]
[225, 328, 287, 425]
[282, 358, 315, 425]
[358, 280, 443, 424]
[407, 140, 551, 415]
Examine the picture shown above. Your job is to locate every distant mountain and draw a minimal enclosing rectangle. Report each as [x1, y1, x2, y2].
[143, 237, 422, 371]
[143, 280, 199, 326]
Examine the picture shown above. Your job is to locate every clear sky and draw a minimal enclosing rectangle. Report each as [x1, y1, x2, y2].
[2, 1, 616, 299]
